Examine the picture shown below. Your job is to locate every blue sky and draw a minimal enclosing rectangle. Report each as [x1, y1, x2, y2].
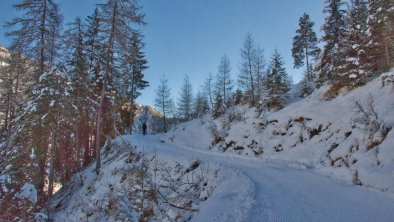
[0, 0, 325, 107]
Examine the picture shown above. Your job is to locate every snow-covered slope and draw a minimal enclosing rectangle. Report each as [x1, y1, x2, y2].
[52, 72, 394, 221]
[162, 71, 394, 193]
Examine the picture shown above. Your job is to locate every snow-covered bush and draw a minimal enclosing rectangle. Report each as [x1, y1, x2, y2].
[352, 95, 391, 151]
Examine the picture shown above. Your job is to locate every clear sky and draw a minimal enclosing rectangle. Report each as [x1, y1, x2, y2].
[0, 0, 325, 107]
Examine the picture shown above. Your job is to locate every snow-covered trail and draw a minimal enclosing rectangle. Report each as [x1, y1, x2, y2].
[125, 134, 394, 222]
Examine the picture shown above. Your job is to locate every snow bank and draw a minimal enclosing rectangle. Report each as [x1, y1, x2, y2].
[161, 71, 394, 193]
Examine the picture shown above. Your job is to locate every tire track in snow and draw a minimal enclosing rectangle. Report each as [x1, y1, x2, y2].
[194, 166, 256, 222]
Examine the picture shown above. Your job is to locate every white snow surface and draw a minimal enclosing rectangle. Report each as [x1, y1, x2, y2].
[53, 72, 394, 221]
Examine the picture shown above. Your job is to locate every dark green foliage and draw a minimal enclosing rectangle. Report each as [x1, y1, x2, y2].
[212, 93, 224, 118]
[292, 13, 320, 77]
[319, 0, 348, 85]
[367, 0, 394, 72]
[177, 75, 193, 120]
[264, 50, 291, 109]
[341, 0, 370, 85]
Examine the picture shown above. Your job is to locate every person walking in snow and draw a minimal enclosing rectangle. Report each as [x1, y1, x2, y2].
[142, 122, 147, 136]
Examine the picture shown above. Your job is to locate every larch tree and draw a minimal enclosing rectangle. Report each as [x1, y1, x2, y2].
[193, 89, 209, 119]
[204, 73, 215, 109]
[154, 76, 174, 132]
[6, 0, 62, 82]
[95, 0, 145, 174]
[238, 34, 257, 105]
[5, 0, 63, 203]
[253, 45, 266, 100]
[177, 75, 194, 120]
[216, 54, 234, 107]
[119, 31, 149, 134]
[63, 17, 93, 169]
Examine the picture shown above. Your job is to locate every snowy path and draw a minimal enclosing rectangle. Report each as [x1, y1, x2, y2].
[126, 135, 394, 222]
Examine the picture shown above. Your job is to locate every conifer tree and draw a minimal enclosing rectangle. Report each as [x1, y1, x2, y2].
[216, 55, 233, 107]
[319, 0, 348, 84]
[212, 92, 224, 118]
[6, 0, 63, 82]
[238, 34, 257, 105]
[177, 75, 194, 120]
[253, 45, 266, 100]
[204, 73, 215, 109]
[368, 0, 394, 71]
[342, 0, 370, 85]
[292, 13, 320, 81]
[194, 89, 209, 118]
[95, 0, 145, 174]
[154, 76, 174, 132]
[265, 50, 291, 109]
[64, 17, 93, 168]
[6, 0, 63, 202]
[119, 31, 149, 134]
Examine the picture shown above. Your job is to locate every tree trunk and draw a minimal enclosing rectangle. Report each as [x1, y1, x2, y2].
[95, 87, 105, 175]
[47, 132, 56, 208]
[384, 35, 391, 69]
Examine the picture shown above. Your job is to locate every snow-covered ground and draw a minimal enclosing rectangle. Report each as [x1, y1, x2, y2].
[162, 71, 394, 193]
[128, 134, 394, 222]
[53, 72, 394, 221]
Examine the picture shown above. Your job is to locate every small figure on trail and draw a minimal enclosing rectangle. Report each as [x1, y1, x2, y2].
[142, 122, 147, 136]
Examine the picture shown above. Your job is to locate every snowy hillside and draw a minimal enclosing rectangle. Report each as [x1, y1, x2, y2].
[162, 71, 394, 193]
[51, 72, 394, 221]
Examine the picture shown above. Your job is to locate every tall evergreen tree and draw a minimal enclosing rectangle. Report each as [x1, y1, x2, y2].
[5, 0, 63, 203]
[193, 89, 209, 118]
[238, 34, 257, 105]
[292, 13, 320, 81]
[265, 50, 291, 109]
[154, 76, 174, 132]
[177, 75, 193, 120]
[118, 31, 149, 134]
[204, 73, 215, 109]
[95, 0, 145, 174]
[368, 0, 394, 72]
[216, 55, 233, 107]
[319, 0, 348, 84]
[63, 17, 93, 169]
[342, 0, 370, 84]
[253, 45, 266, 100]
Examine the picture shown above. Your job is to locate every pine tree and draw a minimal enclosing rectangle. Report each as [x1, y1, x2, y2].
[6, 0, 63, 203]
[194, 89, 209, 118]
[212, 92, 224, 118]
[299, 64, 316, 97]
[368, 0, 394, 72]
[204, 73, 215, 109]
[238, 34, 257, 105]
[118, 31, 149, 134]
[342, 0, 370, 85]
[319, 0, 348, 85]
[95, 0, 145, 174]
[292, 13, 320, 81]
[63, 17, 93, 169]
[253, 45, 266, 101]
[216, 55, 233, 107]
[177, 75, 194, 120]
[265, 50, 291, 109]
[154, 76, 174, 132]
